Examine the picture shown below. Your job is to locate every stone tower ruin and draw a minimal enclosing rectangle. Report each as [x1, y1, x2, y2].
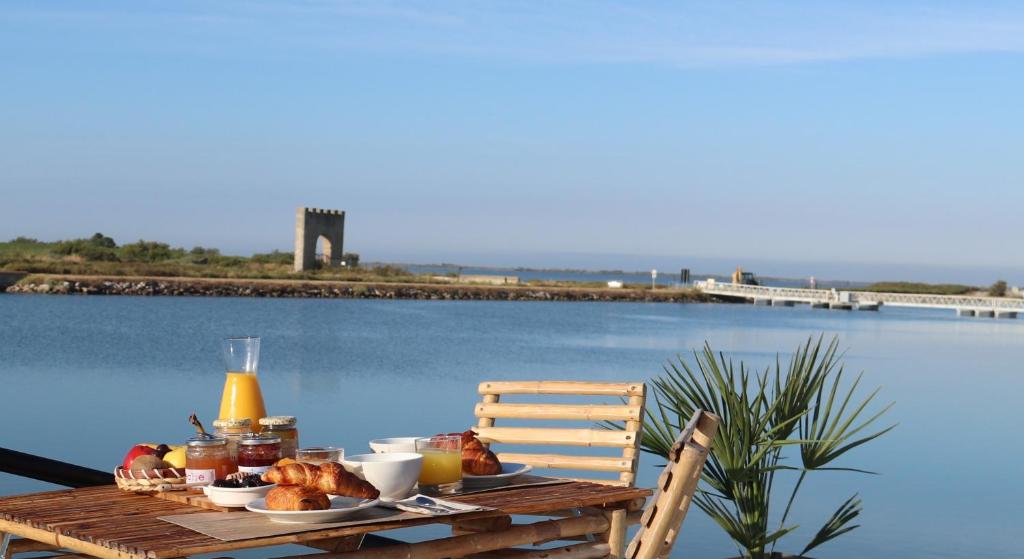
[294, 207, 345, 272]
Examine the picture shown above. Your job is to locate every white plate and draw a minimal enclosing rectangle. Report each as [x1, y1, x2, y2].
[246, 496, 381, 524]
[462, 463, 532, 489]
[202, 483, 276, 508]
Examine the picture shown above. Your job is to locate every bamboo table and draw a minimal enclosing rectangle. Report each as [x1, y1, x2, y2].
[0, 483, 650, 559]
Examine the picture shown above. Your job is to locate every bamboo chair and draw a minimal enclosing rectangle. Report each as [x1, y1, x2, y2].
[473, 381, 647, 487]
[479, 409, 720, 559]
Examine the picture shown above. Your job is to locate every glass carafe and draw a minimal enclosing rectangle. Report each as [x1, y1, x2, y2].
[219, 336, 267, 431]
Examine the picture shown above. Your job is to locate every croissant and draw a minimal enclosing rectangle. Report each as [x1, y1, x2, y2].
[460, 430, 502, 475]
[262, 462, 380, 499]
[265, 485, 330, 511]
[315, 462, 380, 499]
[263, 462, 320, 486]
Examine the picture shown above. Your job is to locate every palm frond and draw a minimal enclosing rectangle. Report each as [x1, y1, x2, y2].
[800, 369, 896, 470]
[801, 494, 862, 554]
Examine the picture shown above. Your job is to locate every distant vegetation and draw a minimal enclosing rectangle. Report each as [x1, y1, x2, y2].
[0, 234, 408, 282]
[988, 280, 1008, 297]
[857, 281, 977, 295]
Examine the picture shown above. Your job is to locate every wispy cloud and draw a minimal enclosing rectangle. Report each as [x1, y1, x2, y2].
[5, 0, 1024, 66]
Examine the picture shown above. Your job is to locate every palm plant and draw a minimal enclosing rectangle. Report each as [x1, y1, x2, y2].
[635, 336, 893, 558]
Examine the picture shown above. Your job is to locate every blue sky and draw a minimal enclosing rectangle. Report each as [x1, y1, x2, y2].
[2, 1, 1023, 283]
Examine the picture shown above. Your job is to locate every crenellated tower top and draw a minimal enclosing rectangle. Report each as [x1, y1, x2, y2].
[301, 207, 344, 216]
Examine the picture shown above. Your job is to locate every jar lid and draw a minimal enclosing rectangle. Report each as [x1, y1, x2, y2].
[212, 418, 252, 429]
[259, 416, 297, 427]
[239, 434, 282, 445]
[187, 435, 227, 447]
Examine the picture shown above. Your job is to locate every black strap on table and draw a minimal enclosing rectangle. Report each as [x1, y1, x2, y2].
[0, 447, 113, 488]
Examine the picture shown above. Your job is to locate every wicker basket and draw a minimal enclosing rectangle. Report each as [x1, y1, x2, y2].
[114, 466, 188, 492]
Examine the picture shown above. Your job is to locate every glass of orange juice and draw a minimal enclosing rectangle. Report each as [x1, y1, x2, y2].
[415, 435, 462, 495]
[219, 336, 267, 430]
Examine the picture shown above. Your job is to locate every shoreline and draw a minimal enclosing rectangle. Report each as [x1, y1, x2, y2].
[3, 273, 711, 303]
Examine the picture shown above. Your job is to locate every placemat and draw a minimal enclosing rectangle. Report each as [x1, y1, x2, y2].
[159, 507, 422, 541]
[160, 477, 572, 541]
[458, 475, 574, 495]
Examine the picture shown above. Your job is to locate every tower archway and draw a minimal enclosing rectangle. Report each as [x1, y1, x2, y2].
[315, 235, 332, 267]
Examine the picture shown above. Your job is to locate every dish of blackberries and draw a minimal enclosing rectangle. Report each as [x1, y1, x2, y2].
[211, 474, 272, 488]
[202, 474, 277, 507]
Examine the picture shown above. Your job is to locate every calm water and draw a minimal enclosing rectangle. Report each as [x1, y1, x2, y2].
[1, 295, 1021, 558]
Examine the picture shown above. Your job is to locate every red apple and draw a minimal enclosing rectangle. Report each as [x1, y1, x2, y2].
[122, 444, 158, 470]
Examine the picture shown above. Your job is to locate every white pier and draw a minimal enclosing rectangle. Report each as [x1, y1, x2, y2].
[694, 280, 1023, 318]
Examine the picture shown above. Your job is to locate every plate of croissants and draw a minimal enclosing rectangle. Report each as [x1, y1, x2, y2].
[246, 462, 381, 523]
[458, 430, 533, 490]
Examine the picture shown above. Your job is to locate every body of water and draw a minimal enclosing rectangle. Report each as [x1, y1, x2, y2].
[1, 295, 1020, 558]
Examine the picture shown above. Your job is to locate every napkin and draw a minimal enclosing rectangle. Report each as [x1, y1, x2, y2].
[385, 494, 490, 516]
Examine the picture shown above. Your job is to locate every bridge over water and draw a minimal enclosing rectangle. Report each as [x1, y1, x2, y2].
[693, 280, 1022, 318]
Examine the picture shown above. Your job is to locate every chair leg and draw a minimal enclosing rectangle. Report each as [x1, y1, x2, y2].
[1, 532, 10, 559]
[601, 509, 627, 559]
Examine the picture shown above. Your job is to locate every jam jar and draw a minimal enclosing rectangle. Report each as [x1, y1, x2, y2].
[258, 416, 298, 459]
[185, 436, 235, 485]
[237, 434, 282, 475]
[212, 417, 253, 462]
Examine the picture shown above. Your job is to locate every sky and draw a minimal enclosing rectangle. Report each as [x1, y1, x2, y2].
[1, 1, 1023, 283]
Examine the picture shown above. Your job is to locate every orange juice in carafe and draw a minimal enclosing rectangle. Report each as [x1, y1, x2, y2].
[219, 371, 267, 429]
[221, 337, 266, 430]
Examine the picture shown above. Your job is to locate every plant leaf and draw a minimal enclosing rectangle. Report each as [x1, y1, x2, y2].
[801, 494, 863, 554]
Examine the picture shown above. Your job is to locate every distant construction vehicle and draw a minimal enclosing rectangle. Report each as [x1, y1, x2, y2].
[731, 266, 760, 286]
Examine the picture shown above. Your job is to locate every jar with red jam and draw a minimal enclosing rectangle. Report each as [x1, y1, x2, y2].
[237, 434, 282, 475]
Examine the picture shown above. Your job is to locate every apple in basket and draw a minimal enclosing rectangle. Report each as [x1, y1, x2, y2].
[121, 443, 186, 470]
[122, 445, 159, 470]
[115, 442, 189, 493]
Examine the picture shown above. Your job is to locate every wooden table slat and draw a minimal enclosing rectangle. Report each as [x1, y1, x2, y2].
[0, 483, 651, 559]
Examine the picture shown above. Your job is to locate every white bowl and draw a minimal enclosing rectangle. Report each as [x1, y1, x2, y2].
[202, 483, 276, 508]
[342, 452, 423, 501]
[369, 437, 421, 454]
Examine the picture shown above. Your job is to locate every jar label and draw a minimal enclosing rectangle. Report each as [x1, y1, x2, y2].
[186, 469, 216, 484]
[238, 465, 271, 475]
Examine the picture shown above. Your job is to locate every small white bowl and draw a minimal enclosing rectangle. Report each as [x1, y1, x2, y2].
[343, 452, 423, 501]
[202, 483, 276, 508]
[369, 437, 421, 454]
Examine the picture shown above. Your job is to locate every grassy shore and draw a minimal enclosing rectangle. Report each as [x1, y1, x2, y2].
[853, 281, 978, 295]
[0, 236, 419, 282]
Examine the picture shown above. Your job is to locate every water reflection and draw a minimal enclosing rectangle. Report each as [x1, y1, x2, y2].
[0, 295, 1020, 558]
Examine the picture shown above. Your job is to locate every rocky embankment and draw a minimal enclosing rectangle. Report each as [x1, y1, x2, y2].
[5, 275, 708, 303]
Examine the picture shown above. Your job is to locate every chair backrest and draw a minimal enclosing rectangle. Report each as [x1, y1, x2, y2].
[473, 380, 646, 487]
[625, 409, 719, 559]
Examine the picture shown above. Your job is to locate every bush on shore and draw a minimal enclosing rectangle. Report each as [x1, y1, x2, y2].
[989, 280, 1007, 297]
[857, 281, 976, 295]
